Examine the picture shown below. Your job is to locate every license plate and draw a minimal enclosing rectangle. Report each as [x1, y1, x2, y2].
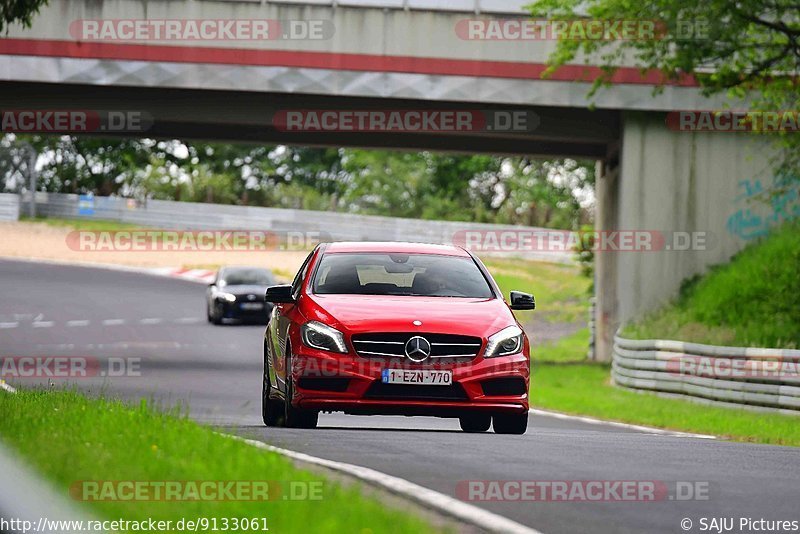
[381, 369, 452, 386]
[240, 302, 264, 310]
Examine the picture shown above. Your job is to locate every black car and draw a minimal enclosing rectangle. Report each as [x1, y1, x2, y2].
[206, 267, 275, 324]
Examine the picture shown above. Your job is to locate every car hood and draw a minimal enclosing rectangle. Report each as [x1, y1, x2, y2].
[223, 285, 268, 296]
[304, 294, 516, 339]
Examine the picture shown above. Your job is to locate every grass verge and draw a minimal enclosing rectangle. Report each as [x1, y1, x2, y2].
[533, 328, 590, 363]
[532, 337, 800, 447]
[621, 221, 800, 348]
[483, 257, 590, 324]
[0, 390, 439, 534]
[20, 215, 141, 231]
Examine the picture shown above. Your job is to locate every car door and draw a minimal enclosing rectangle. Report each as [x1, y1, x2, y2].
[270, 249, 316, 391]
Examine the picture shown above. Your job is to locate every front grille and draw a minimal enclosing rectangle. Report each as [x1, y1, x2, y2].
[351, 333, 482, 360]
[364, 381, 469, 401]
[234, 294, 263, 302]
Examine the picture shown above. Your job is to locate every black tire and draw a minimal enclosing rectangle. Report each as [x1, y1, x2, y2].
[459, 414, 491, 433]
[262, 348, 283, 427]
[284, 349, 318, 429]
[211, 301, 223, 325]
[493, 412, 528, 435]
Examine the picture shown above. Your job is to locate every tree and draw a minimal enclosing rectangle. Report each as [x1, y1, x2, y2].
[1, 0, 49, 32]
[1, 132, 595, 227]
[528, 0, 800, 180]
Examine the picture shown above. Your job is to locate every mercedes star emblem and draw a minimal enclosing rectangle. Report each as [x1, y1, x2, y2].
[404, 335, 431, 362]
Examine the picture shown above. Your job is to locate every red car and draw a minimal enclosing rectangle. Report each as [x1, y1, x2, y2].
[262, 242, 535, 434]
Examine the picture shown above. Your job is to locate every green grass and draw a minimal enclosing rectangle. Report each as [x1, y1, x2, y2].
[533, 363, 800, 446]
[533, 328, 590, 363]
[20, 215, 141, 231]
[0, 390, 439, 534]
[621, 221, 800, 348]
[483, 257, 590, 323]
[531, 334, 800, 446]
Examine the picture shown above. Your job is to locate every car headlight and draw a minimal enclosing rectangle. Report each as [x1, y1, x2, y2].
[218, 292, 237, 303]
[301, 321, 347, 353]
[485, 325, 524, 357]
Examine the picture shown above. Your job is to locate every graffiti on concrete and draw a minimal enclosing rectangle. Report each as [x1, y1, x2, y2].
[727, 175, 800, 240]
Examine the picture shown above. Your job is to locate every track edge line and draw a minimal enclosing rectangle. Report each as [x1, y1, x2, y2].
[529, 408, 716, 439]
[224, 433, 544, 534]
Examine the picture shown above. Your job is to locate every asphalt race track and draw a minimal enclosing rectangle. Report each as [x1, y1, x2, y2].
[2, 259, 799, 534]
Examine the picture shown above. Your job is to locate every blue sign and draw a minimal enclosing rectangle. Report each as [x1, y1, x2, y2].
[78, 194, 95, 216]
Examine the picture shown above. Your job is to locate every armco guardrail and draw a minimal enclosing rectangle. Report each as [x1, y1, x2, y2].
[612, 334, 800, 413]
[0, 193, 20, 221]
[27, 192, 574, 263]
[0, 443, 97, 534]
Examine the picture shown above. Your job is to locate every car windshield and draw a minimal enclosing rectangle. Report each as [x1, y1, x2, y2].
[220, 268, 274, 286]
[312, 253, 494, 298]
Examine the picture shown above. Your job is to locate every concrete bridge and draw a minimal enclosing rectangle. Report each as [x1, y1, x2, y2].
[1, 0, 792, 360]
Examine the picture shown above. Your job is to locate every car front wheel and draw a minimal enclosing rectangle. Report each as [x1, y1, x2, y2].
[493, 412, 528, 435]
[262, 351, 283, 427]
[459, 414, 491, 433]
[283, 349, 318, 429]
[211, 301, 223, 325]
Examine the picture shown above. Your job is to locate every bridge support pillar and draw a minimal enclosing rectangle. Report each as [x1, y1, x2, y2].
[594, 156, 620, 362]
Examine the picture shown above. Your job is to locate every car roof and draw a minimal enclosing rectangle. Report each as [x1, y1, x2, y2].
[323, 241, 470, 257]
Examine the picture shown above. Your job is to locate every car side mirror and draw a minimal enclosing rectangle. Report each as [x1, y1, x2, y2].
[509, 291, 535, 310]
[265, 284, 294, 303]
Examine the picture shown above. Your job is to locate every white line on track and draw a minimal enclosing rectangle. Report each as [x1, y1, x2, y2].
[529, 408, 716, 439]
[139, 318, 163, 325]
[66, 320, 90, 327]
[229, 434, 543, 534]
[0, 322, 18, 329]
[101, 319, 125, 326]
[31, 321, 54, 328]
[173, 317, 203, 324]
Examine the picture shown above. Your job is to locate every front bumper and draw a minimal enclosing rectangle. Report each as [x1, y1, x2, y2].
[219, 300, 272, 321]
[290, 345, 530, 417]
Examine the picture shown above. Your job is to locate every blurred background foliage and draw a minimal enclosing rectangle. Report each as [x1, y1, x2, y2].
[0, 135, 595, 229]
